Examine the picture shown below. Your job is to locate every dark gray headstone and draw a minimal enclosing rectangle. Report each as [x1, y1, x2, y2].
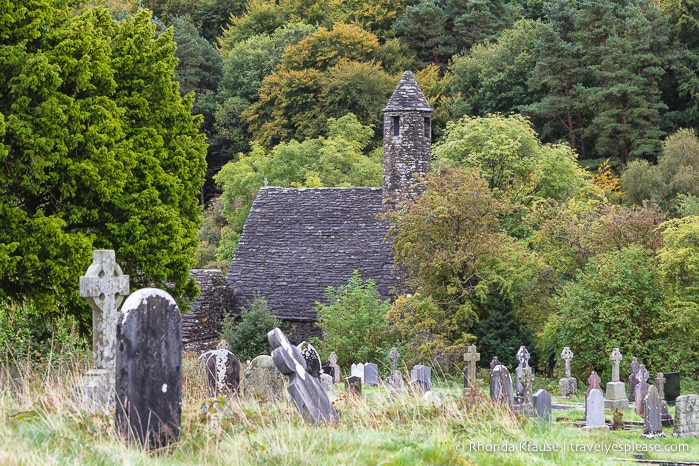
[629, 357, 640, 402]
[297, 341, 322, 379]
[663, 372, 680, 405]
[115, 289, 182, 449]
[268, 328, 338, 424]
[490, 365, 514, 409]
[202, 343, 240, 396]
[321, 365, 335, 380]
[635, 365, 650, 415]
[410, 365, 431, 391]
[345, 376, 362, 396]
[532, 389, 552, 422]
[642, 385, 665, 438]
[364, 363, 379, 387]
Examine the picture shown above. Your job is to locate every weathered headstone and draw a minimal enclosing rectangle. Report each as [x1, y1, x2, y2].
[515, 367, 534, 416]
[320, 373, 334, 393]
[328, 352, 341, 383]
[635, 365, 650, 416]
[584, 388, 608, 429]
[490, 365, 514, 410]
[673, 394, 699, 437]
[532, 389, 552, 422]
[297, 341, 322, 379]
[585, 371, 602, 416]
[351, 363, 365, 383]
[489, 356, 501, 372]
[559, 347, 577, 397]
[268, 328, 338, 424]
[364, 363, 379, 387]
[515, 346, 531, 397]
[663, 371, 681, 405]
[79, 250, 130, 407]
[115, 288, 182, 449]
[605, 348, 629, 410]
[463, 346, 480, 395]
[642, 385, 666, 438]
[629, 357, 641, 402]
[243, 355, 286, 402]
[345, 376, 362, 396]
[410, 365, 431, 392]
[655, 372, 673, 426]
[201, 341, 240, 396]
[386, 347, 403, 393]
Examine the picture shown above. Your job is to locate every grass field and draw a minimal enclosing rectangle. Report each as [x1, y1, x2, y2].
[1, 353, 697, 465]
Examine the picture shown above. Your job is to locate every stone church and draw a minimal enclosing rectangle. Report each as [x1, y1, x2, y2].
[183, 71, 432, 349]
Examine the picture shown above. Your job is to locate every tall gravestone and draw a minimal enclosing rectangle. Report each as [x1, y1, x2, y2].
[364, 363, 379, 387]
[584, 388, 608, 429]
[655, 372, 673, 426]
[559, 347, 577, 397]
[642, 385, 666, 438]
[635, 365, 650, 416]
[351, 363, 365, 383]
[463, 346, 480, 396]
[115, 288, 182, 449]
[328, 352, 341, 383]
[79, 250, 130, 408]
[629, 357, 641, 402]
[515, 367, 534, 416]
[268, 328, 338, 424]
[490, 365, 514, 411]
[662, 371, 681, 405]
[386, 347, 403, 393]
[410, 365, 431, 392]
[515, 346, 531, 397]
[605, 348, 629, 409]
[585, 371, 602, 416]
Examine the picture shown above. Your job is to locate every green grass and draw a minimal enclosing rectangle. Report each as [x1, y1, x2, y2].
[1, 354, 698, 465]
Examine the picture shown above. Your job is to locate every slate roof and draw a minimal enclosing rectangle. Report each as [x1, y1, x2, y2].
[227, 187, 396, 321]
[383, 71, 432, 112]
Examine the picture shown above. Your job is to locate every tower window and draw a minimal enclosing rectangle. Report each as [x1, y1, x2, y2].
[393, 116, 400, 136]
[424, 117, 431, 139]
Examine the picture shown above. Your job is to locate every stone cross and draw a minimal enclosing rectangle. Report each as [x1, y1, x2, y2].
[79, 250, 130, 370]
[463, 346, 480, 389]
[656, 372, 666, 399]
[561, 347, 573, 378]
[268, 328, 338, 424]
[635, 364, 650, 416]
[389, 347, 400, 372]
[328, 351, 340, 383]
[516, 346, 531, 369]
[610, 348, 622, 383]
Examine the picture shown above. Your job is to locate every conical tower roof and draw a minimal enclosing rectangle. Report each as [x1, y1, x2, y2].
[383, 71, 432, 112]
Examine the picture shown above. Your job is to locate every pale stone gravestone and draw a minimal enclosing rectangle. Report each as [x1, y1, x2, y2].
[297, 341, 322, 379]
[635, 365, 650, 416]
[585, 371, 602, 416]
[268, 328, 338, 424]
[351, 363, 365, 383]
[328, 351, 341, 383]
[463, 346, 480, 395]
[345, 376, 362, 396]
[673, 394, 699, 437]
[663, 371, 681, 405]
[515, 368, 534, 416]
[488, 356, 501, 399]
[642, 385, 666, 438]
[320, 373, 334, 393]
[559, 347, 577, 397]
[654, 372, 673, 426]
[115, 288, 182, 449]
[584, 388, 608, 429]
[515, 346, 531, 397]
[201, 341, 240, 396]
[410, 365, 431, 392]
[490, 365, 514, 410]
[79, 250, 130, 407]
[243, 355, 286, 402]
[386, 347, 403, 392]
[364, 363, 379, 387]
[628, 357, 641, 402]
[605, 348, 629, 410]
[532, 389, 552, 422]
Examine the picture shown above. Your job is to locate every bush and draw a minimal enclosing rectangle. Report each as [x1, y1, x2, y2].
[312, 270, 394, 368]
[220, 296, 280, 361]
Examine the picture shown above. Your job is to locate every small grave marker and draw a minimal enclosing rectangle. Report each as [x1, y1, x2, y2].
[364, 363, 379, 387]
[201, 341, 240, 396]
[297, 341, 322, 379]
[243, 355, 286, 402]
[673, 394, 699, 437]
[410, 365, 431, 392]
[532, 389, 552, 422]
[463, 346, 480, 395]
[345, 376, 362, 396]
[584, 388, 608, 429]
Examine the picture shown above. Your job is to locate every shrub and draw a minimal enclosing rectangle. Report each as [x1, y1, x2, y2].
[220, 297, 280, 361]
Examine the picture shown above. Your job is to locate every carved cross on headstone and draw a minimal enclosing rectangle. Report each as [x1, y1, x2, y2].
[389, 347, 400, 372]
[328, 351, 340, 383]
[610, 348, 623, 383]
[516, 346, 531, 369]
[521, 368, 534, 405]
[463, 346, 480, 389]
[561, 347, 573, 378]
[80, 250, 130, 370]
